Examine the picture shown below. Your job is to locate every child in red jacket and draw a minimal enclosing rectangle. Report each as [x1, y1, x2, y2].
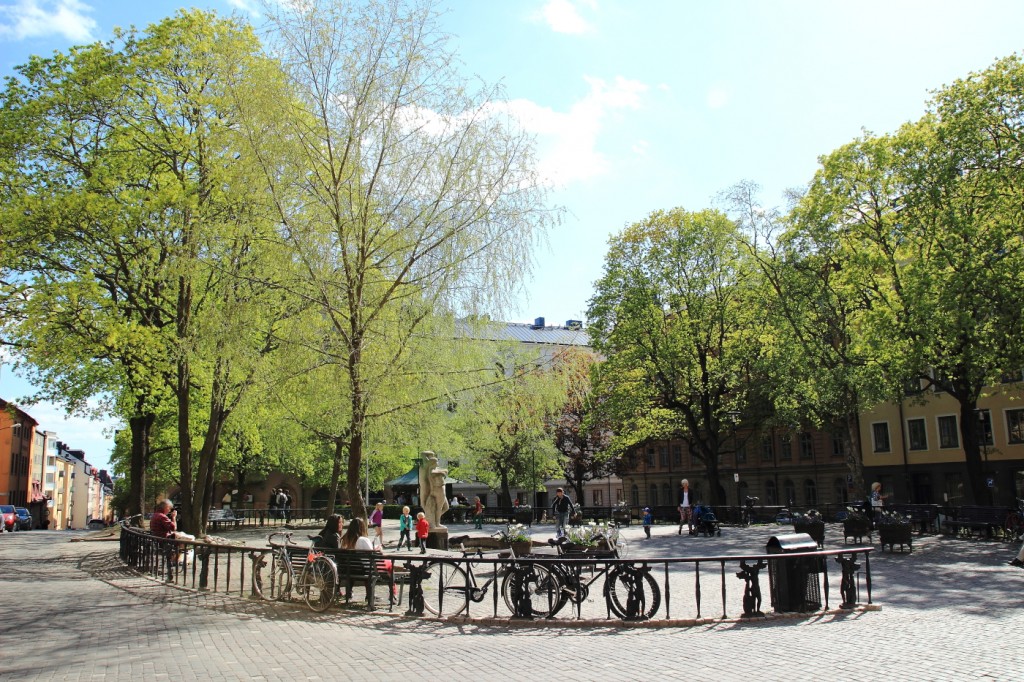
[415, 512, 430, 554]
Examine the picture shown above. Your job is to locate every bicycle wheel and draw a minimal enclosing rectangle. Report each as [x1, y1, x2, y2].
[302, 556, 338, 613]
[420, 562, 470, 617]
[501, 563, 561, 618]
[254, 551, 293, 601]
[1005, 512, 1023, 540]
[604, 566, 660, 620]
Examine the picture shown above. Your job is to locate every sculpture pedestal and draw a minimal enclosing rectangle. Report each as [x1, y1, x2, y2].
[427, 528, 448, 551]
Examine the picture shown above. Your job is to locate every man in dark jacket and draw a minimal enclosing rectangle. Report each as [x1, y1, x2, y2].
[551, 488, 574, 538]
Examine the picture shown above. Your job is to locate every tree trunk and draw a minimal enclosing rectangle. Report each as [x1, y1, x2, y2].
[127, 413, 154, 519]
[959, 401, 987, 505]
[325, 436, 346, 514]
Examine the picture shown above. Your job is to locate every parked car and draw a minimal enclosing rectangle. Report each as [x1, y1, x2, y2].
[87, 518, 106, 530]
[0, 505, 16, 532]
[14, 508, 32, 531]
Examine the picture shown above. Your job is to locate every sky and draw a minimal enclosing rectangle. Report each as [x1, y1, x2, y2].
[2, 0, 1023, 472]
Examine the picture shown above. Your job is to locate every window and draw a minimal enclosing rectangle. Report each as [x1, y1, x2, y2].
[799, 432, 814, 460]
[1008, 409, 1024, 445]
[616, 488, 623, 504]
[804, 479, 817, 506]
[45, 473, 54, 484]
[778, 434, 792, 461]
[649, 485, 658, 506]
[761, 436, 774, 462]
[903, 376, 923, 395]
[646, 449, 655, 468]
[631, 485, 639, 506]
[907, 418, 927, 450]
[592, 489, 603, 506]
[764, 480, 777, 505]
[977, 410, 994, 446]
[662, 483, 671, 505]
[833, 477, 848, 505]
[783, 479, 796, 506]
[659, 446, 668, 468]
[672, 445, 682, 467]
[872, 423, 891, 453]
[736, 443, 747, 464]
[831, 434, 845, 459]
[937, 415, 959, 449]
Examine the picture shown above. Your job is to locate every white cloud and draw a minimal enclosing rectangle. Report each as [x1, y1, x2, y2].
[707, 86, 729, 110]
[535, 0, 595, 35]
[490, 75, 648, 185]
[226, 0, 262, 16]
[0, 0, 96, 42]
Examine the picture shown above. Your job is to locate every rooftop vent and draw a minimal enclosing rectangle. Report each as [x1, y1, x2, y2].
[532, 316, 545, 329]
[565, 319, 583, 330]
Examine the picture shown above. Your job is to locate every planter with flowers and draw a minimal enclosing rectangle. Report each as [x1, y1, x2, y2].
[792, 509, 825, 548]
[877, 510, 913, 552]
[497, 523, 534, 556]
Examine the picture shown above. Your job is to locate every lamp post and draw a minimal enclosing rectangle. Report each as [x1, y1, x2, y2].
[976, 410, 992, 505]
[726, 411, 740, 509]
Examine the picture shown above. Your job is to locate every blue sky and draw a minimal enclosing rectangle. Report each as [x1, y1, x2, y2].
[3, 0, 1023, 471]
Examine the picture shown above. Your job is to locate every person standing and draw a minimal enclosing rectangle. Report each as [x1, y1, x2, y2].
[473, 496, 483, 529]
[678, 479, 694, 535]
[551, 488, 574, 539]
[416, 512, 430, 554]
[268, 489, 279, 520]
[642, 507, 653, 539]
[397, 506, 414, 551]
[369, 502, 385, 547]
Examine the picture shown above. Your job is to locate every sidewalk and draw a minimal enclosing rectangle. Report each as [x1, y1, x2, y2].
[1, 525, 1021, 680]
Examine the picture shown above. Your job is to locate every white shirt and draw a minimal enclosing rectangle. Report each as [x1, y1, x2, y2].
[354, 536, 374, 551]
[681, 491, 690, 507]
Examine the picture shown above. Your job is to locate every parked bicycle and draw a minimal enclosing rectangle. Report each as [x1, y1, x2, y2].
[419, 543, 556, 618]
[254, 532, 339, 612]
[545, 537, 660, 620]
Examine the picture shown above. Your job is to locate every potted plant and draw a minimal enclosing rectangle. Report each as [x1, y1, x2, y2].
[565, 522, 617, 557]
[513, 504, 534, 526]
[497, 523, 533, 556]
[877, 510, 913, 552]
[792, 509, 825, 548]
[842, 506, 872, 544]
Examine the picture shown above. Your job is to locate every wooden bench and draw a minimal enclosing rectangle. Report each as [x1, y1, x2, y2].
[208, 508, 244, 530]
[287, 545, 395, 610]
[886, 504, 941, 533]
[942, 506, 1009, 539]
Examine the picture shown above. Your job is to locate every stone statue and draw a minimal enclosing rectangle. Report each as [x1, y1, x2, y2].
[418, 451, 449, 530]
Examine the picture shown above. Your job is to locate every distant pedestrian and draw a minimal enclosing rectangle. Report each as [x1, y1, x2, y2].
[397, 506, 414, 551]
[416, 512, 430, 554]
[642, 507, 653, 539]
[678, 479, 694, 535]
[370, 502, 384, 547]
[268, 489, 279, 520]
[473, 496, 483, 529]
[551, 488, 574, 539]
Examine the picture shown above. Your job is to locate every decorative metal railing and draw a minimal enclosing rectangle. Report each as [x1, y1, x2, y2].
[118, 524, 873, 623]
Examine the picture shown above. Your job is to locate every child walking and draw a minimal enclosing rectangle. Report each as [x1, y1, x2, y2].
[642, 507, 653, 539]
[397, 506, 414, 551]
[416, 511, 430, 554]
[370, 502, 384, 547]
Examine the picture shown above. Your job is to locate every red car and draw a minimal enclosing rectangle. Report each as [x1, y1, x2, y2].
[0, 505, 16, 532]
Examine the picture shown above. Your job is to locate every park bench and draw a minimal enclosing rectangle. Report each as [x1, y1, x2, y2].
[208, 508, 244, 531]
[285, 545, 395, 611]
[942, 505, 1009, 539]
[886, 504, 941, 533]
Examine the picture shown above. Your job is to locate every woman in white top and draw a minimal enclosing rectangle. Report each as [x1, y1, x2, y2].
[340, 517, 376, 551]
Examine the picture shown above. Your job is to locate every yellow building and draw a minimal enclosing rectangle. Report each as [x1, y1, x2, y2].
[860, 378, 1024, 506]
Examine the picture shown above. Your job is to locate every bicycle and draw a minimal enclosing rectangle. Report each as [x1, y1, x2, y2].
[254, 532, 339, 612]
[545, 538, 661, 620]
[419, 543, 557, 618]
[1005, 498, 1024, 542]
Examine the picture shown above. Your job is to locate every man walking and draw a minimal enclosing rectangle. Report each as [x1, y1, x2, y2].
[551, 488, 574, 539]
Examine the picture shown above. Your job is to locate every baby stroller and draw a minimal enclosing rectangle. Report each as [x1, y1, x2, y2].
[692, 504, 721, 537]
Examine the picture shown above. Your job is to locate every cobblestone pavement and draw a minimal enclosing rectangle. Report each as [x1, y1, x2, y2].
[1, 522, 1021, 681]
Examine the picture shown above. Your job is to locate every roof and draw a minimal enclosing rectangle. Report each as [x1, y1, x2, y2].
[385, 466, 460, 487]
[458, 320, 591, 347]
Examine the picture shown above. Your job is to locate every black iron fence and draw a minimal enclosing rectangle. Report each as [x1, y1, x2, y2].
[118, 524, 873, 623]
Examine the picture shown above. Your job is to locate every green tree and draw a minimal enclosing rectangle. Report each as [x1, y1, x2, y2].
[793, 55, 1024, 504]
[587, 208, 768, 506]
[553, 346, 612, 504]
[252, 0, 555, 522]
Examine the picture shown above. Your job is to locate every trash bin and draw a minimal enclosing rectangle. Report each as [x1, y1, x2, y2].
[766, 533, 822, 613]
